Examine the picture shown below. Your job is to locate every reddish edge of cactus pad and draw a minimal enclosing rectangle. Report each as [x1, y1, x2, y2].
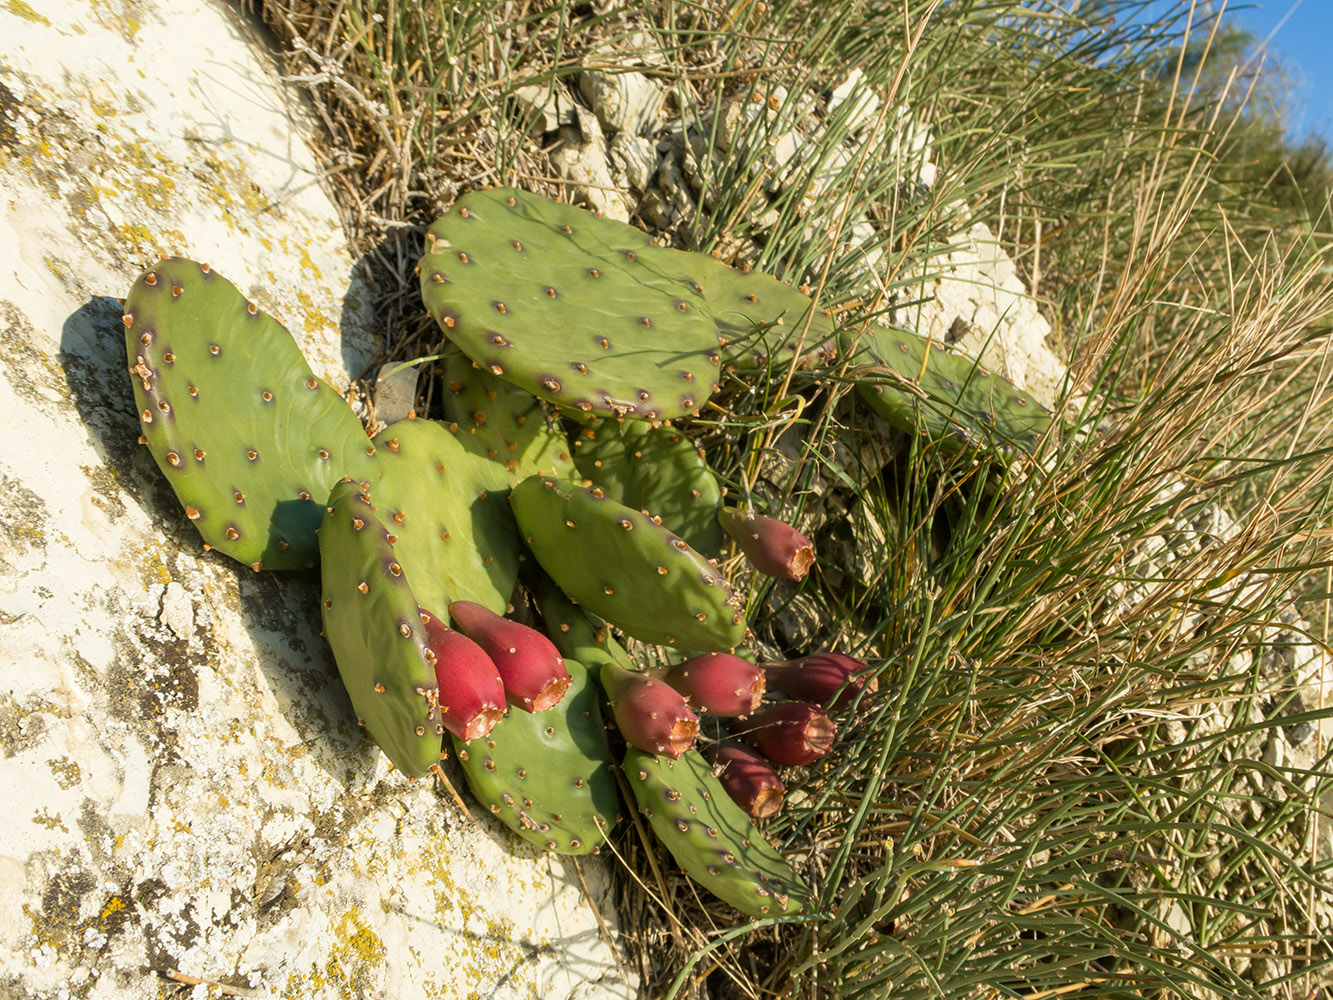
[702, 740, 786, 819]
[419, 608, 507, 742]
[661, 652, 765, 716]
[762, 651, 874, 709]
[717, 507, 815, 581]
[601, 660, 699, 758]
[735, 702, 836, 766]
[448, 600, 570, 712]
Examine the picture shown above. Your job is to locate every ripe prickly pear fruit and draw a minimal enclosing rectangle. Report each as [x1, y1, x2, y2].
[717, 507, 815, 581]
[660, 652, 765, 717]
[763, 651, 874, 710]
[419, 608, 506, 742]
[600, 660, 698, 759]
[735, 702, 835, 766]
[702, 740, 785, 820]
[448, 600, 570, 712]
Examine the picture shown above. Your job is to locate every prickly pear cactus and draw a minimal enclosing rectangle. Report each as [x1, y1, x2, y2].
[420, 187, 723, 420]
[452, 657, 618, 855]
[843, 326, 1052, 454]
[698, 256, 839, 371]
[624, 747, 812, 917]
[319, 479, 442, 778]
[439, 344, 578, 484]
[572, 417, 723, 555]
[124, 258, 378, 569]
[510, 475, 746, 650]
[366, 417, 523, 614]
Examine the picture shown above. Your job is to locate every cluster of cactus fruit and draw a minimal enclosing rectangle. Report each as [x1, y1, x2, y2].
[121, 187, 1051, 919]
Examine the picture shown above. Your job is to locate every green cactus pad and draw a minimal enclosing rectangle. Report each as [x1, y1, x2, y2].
[453, 657, 618, 855]
[420, 188, 722, 420]
[366, 417, 523, 614]
[624, 747, 813, 917]
[319, 479, 442, 778]
[538, 581, 642, 675]
[843, 326, 1053, 454]
[698, 257, 839, 371]
[420, 188, 844, 419]
[439, 345, 578, 484]
[572, 418, 723, 555]
[510, 475, 746, 650]
[124, 258, 378, 569]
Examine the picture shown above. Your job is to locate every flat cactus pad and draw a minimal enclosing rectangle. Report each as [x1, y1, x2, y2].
[624, 747, 812, 917]
[510, 474, 746, 650]
[124, 258, 377, 569]
[844, 326, 1052, 454]
[319, 479, 443, 778]
[453, 657, 618, 855]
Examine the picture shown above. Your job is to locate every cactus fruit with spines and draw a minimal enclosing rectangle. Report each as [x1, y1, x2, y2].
[736, 702, 837, 766]
[600, 659, 699, 759]
[419, 609, 507, 742]
[843, 325, 1053, 454]
[624, 747, 812, 917]
[763, 651, 874, 709]
[510, 474, 747, 650]
[452, 657, 618, 855]
[124, 258, 378, 570]
[659, 652, 766, 717]
[702, 741, 786, 820]
[718, 507, 816, 581]
[318, 479, 443, 778]
[572, 417, 723, 555]
[448, 600, 571, 712]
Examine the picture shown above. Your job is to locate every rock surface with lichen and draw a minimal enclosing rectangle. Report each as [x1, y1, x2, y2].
[0, 2, 633, 998]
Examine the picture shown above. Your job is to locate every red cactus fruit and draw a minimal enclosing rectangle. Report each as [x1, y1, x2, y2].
[702, 740, 786, 819]
[718, 507, 815, 581]
[660, 652, 765, 717]
[600, 660, 698, 758]
[762, 651, 874, 709]
[448, 600, 570, 712]
[419, 608, 506, 742]
[734, 702, 835, 766]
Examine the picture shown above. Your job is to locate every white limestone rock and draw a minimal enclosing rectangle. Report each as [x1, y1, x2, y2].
[0, 3, 633, 998]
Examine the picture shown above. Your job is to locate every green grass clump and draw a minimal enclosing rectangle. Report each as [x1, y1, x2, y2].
[258, 0, 1333, 996]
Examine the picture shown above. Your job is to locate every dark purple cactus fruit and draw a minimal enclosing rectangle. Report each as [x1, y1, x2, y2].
[763, 651, 874, 709]
[702, 740, 786, 820]
[717, 507, 815, 581]
[419, 609, 507, 742]
[660, 652, 765, 717]
[601, 661, 699, 759]
[447, 600, 570, 712]
[735, 702, 836, 766]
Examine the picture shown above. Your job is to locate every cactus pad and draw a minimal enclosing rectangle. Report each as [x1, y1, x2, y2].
[844, 326, 1052, 454]
[439, 345, 577, 484]
[420, 188, 723, 420]
[366, 417, 523, 614]
[124, 258, 377, 569]
[510, 475, 746, 650]
[572, 417, 723, 555]
[624, 747, 812, 917]
[453, 657, 618, 855]
[319, 479, 442, 778]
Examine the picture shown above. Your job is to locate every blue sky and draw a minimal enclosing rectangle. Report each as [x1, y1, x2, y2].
[1166, 1, 1333, 147]
[1228, 0, 1333, 146]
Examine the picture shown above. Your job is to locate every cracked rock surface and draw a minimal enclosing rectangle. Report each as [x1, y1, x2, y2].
[0, 2, 632, 998]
